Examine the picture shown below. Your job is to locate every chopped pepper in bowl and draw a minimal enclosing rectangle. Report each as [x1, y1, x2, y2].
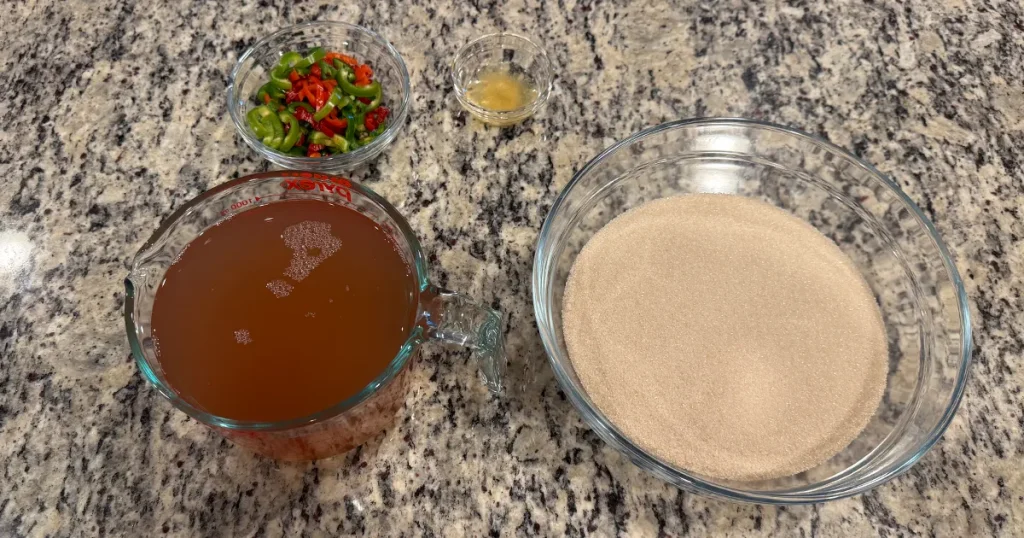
[247, 47, 391, 157]
[228, 22, 410, 172]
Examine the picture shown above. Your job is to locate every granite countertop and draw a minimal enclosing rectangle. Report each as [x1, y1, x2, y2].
[2, 0, 1022, 536]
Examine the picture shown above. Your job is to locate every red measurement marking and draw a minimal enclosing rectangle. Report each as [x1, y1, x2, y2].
[280, 178, 352, 202]
[278, 170, 351, 186]
[220, 196, 263, 216]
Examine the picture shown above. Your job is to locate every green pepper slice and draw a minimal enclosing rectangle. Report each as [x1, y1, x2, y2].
[336, 69, 380, 98]
[247, 105, 284, 148]
[295, 47, 326, 69]
[329, 134, 350, 153]
[333, 60, 355, 83]
[344, 111, 358, 146]
[308, 130, 351, 153]
[268, 51, 304, 90]
[287, 102, 314, 113]
[269, 71, 292, 90]
[277, 111, 301, 151]
[362, 83, 382, 113]
[276, 52, 302, 70]
[308, 130, 332, 146]
[257, 82, 285, 103]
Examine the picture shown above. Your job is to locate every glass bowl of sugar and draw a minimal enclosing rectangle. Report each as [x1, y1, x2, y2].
[532, 118, 972, 503]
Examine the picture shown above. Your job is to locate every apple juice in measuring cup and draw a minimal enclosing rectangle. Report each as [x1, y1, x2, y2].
[151, 198, 418, 423]
[128, 171, 506, 460]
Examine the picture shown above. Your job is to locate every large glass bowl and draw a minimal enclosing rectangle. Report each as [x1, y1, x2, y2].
[228, 22, 410, 172]
[532, 118, 972, 503]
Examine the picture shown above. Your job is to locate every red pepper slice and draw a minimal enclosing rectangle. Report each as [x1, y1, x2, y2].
[323, 113, 348, 131]
[353, 64, 373, 86]
[311, 84, 327, 109]
[325, 52, 358, 68]
[363, 106, 389, 131]
[300, 86, 316, 105]
[317, 123, 336, 137]
[293, 107, 315, 124]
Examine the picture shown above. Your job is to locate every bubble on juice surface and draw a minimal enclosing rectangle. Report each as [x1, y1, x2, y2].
[282, 221, 343, 282]
[267, 279, 294, 298]
[234, 329, 253, 345]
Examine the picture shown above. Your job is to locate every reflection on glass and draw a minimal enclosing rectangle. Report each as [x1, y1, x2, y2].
[0, 231, 32, 285]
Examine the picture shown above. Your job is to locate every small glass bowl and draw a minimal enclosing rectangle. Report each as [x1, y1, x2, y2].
[451, 33, 553, 126]
[228, 22, 410, 172]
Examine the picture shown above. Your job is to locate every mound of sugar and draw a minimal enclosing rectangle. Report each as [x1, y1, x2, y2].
[562, 194, 889, 481]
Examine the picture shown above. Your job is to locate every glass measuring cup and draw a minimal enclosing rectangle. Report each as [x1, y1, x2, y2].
[124, 171, 505, 460]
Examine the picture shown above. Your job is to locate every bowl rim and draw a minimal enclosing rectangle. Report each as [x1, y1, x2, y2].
[449, 32, 553, 121]
[227, 21, 411, 167]
[531, 117, 973, 504]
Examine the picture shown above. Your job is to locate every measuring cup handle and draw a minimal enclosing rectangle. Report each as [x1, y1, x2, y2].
[422, 287, 506, 393]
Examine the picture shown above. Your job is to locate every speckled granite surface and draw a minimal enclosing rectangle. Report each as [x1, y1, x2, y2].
[1, 0, 1022, 536]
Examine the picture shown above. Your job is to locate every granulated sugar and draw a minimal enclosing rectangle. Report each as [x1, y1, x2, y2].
[562, 194, 888, 481]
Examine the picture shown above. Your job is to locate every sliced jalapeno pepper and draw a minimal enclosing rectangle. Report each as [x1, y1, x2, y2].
[257, 82, 285, 103]
[268, 52, 304, 90]
[269, 71, 292, 90]
[308, 130, 332, 146]
[247, 105, 284, 148]
[362, 83, 382, 112]
[344, 111, 358, 146]
[276, 52, 302, 70]
[338, 76, 380, 98]
[308, 130, 350, 153]
[332, 135, 350, 153]
[333, 60, 355, 83]
[277, 111, 301, 151]
[287, 102, 314, 113]
[295, 47, 326, 69]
